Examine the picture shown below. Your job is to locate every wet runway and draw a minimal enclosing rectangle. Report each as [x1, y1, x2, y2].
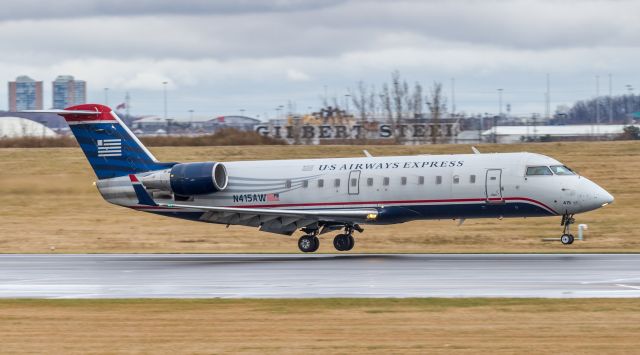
[1, 254, 639, 298]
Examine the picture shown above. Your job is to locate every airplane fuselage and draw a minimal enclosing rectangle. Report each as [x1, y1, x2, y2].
[98, 151, 613, 231]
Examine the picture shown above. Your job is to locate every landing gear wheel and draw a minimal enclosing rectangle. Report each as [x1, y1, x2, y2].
[346, 235, 355, 251]
[333, 234, 350, 251]
[298, 235, 319, 253]
[561, 234, 574, 245]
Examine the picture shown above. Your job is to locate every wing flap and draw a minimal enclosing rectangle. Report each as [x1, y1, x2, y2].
[159, 202, 378, 222]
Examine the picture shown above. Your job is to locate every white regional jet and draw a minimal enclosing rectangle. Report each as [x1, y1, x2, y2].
[28, 104, 614, 252]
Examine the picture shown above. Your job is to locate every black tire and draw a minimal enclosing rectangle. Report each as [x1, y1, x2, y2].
[333, 234, 349, 251]
[299, 235, 319, 252]
[345, 235, 355, 251]
[561, 234, 574, 245]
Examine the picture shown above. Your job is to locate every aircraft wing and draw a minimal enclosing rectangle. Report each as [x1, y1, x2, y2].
[158, 202, 378, 235]
[129, 174, 378, 235]
[130, 174, 377, 235]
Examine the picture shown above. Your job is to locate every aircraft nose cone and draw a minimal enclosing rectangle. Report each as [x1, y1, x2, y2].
[590, 181, 614, 208]
[579, 178, 614, 212]
[599, 189, 614, 207]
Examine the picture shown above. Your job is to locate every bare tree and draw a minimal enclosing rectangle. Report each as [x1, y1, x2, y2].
[367, 85, 378, 121]
[391, 70, 406, 121]
[380, 83, 398, 142]
[426, 81, 447, 144]
[412, 82, 423, 118]
[349, 81, 368, 122]
[403, 80, 413, 118]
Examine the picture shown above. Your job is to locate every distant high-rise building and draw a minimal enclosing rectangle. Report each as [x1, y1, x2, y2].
[8, 75, 43, 111]
[52, 75, 86, 109]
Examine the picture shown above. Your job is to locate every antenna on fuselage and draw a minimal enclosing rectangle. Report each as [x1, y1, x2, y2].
[471, 146, 481, 154]
[363, 150, 373, 157]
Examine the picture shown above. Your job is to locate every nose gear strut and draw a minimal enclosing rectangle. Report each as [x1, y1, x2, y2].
[560, 213, 575, 245]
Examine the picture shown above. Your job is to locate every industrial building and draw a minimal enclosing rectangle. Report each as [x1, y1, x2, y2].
[482, 125, 636, 143]
[130, 115, 261, 135]
[0, 117, 57, 138]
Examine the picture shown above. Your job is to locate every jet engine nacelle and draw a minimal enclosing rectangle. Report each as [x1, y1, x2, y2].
[141, 162, 228, 196]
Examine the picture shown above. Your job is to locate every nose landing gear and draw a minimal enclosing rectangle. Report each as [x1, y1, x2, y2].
[560, 213, 575, 245]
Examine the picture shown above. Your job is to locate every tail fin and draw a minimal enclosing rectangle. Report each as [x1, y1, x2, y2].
[37, 104, 174, 179]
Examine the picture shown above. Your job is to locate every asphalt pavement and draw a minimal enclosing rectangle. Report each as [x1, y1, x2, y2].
[1, 254, 639, 298]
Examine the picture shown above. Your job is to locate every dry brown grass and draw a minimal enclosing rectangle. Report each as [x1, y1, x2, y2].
[0, 141, 638, 253]
[0, 298, 639, 354]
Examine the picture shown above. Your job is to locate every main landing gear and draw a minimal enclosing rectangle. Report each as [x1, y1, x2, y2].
[560, 213, 575, 245]
[298, 234, 320, 253]
[297, 225, 362, 253]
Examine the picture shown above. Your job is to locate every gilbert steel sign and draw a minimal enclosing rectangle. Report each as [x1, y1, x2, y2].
[255, 123, 457, 140]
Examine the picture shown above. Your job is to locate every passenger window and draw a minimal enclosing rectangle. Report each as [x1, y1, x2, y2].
[550, 165, 575, 175]
[453, 175, 460, 184]
[302, 180, 309, 188]
[285, 179, 292, 188]
[318, 179, 324, 188]
[350, 178, 357, 187]
[367, 177, 373, 186]
[418, 176, 424, 185]
[470, 175, 476, 183]
[334, 178, 341, 187]
[436, 176, 442, 185]
[401, 177, 407, 185]
[526, 166, 553, 176]
[383, 177, 390, 186]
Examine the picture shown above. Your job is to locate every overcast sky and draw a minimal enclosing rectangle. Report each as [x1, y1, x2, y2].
[1, 0, 639, 119]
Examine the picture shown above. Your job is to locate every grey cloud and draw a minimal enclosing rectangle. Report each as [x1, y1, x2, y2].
[1, 0, 639, 65]
[0, 0, 345, 21]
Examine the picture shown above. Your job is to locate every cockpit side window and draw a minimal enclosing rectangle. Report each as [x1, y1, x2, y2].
[526, 166, 553, 176]
[549, 165, 575, 175]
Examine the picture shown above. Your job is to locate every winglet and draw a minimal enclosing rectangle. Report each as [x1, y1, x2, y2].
[471, 146, 481, 154]
[129, 174, 158, 206]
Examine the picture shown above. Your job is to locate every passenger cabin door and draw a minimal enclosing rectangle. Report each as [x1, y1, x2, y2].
[348, 170, 361, 195]
[485, 169, 504, 203]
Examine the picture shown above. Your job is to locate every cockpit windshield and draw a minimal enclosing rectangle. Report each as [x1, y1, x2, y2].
[526, 166, 553, 176]
[549, 165, 575, 175]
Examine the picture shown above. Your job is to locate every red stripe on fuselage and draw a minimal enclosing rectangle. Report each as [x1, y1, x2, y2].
[224, 197, 558, 215]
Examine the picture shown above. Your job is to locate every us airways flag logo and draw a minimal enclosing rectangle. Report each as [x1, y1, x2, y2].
[266, 193, 280, 202]
[97, 139, 122, 157]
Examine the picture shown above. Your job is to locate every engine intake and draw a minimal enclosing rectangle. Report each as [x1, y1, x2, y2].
[141, 162, 228, 196]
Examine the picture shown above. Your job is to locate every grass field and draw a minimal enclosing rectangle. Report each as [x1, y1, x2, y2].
[0, 141, 638, 253]
[1, 298, 639, 354]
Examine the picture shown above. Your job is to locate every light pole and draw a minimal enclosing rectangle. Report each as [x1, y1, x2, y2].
[497, 88, 503, 118]
[239, 108, 246, 116]
[608, 74, 613, 123]
[104, 88, 109, 106]
[451, 77, 456, 117]
[162, 81, 168, 121]
[188, 109, 194, 121]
